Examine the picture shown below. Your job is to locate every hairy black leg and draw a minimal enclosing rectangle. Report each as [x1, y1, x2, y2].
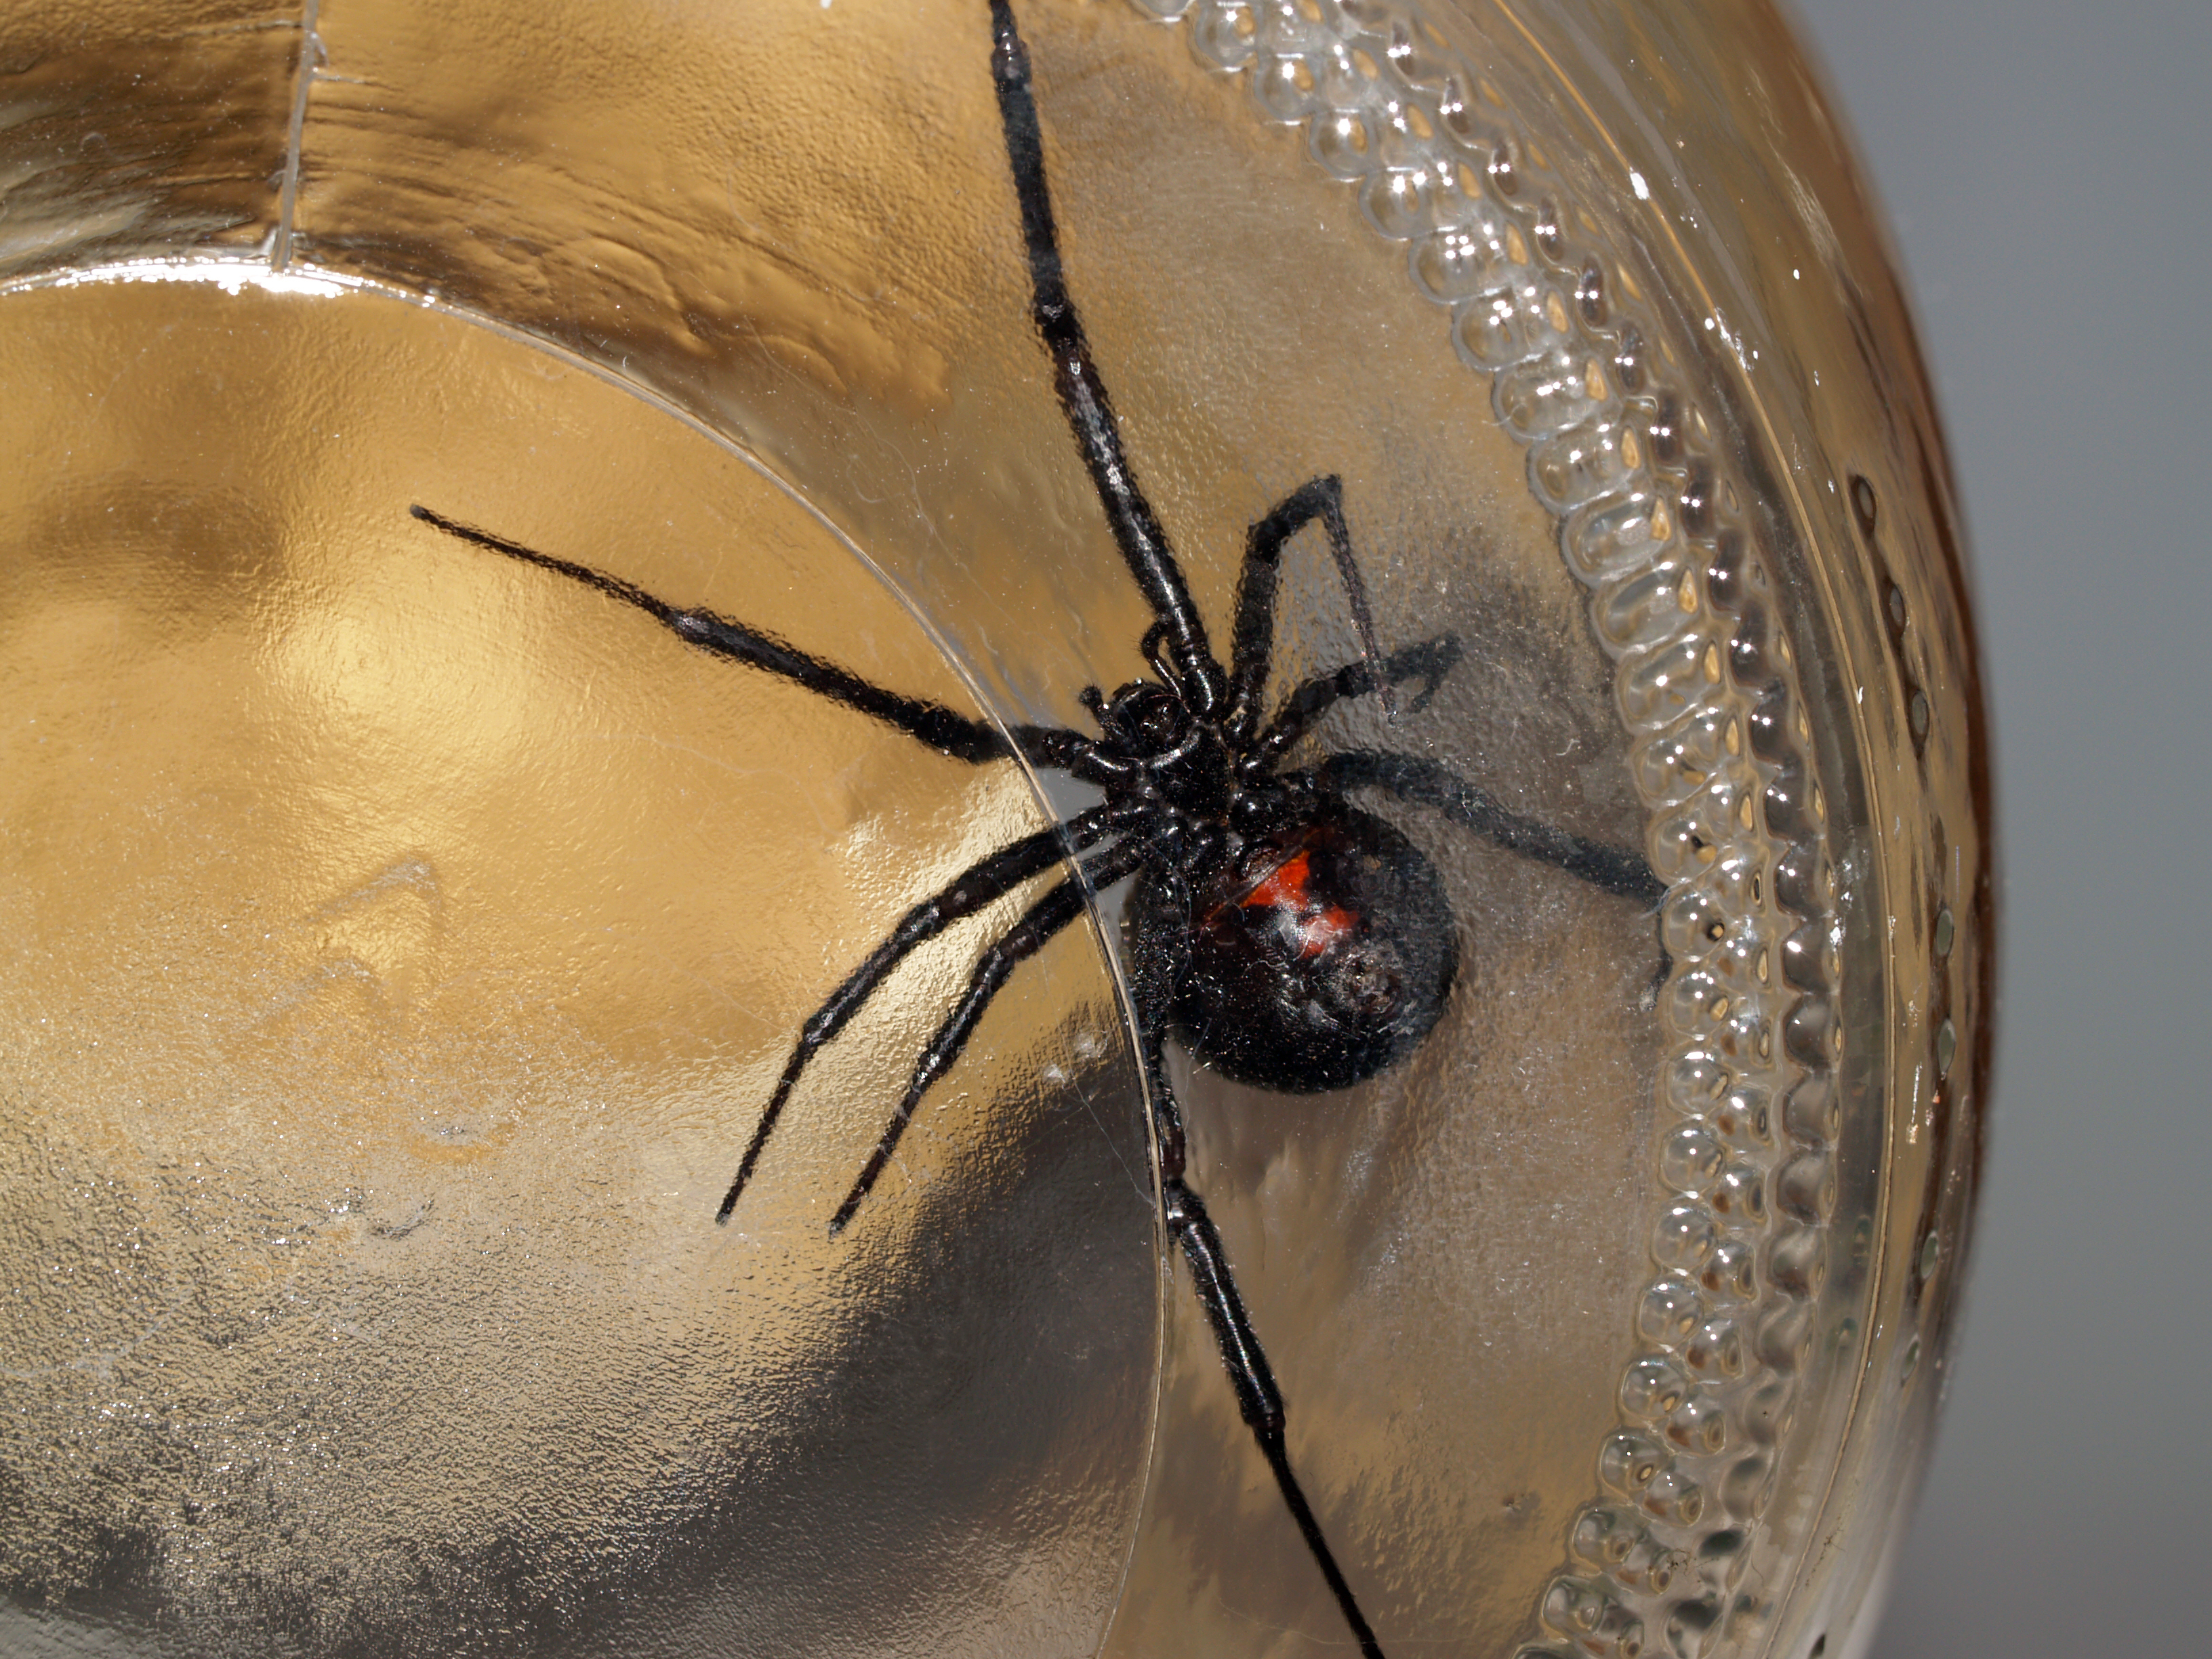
[830, 836, 1150, 1233]
[717, 804, 1129, 1223]
[1162, 1179, 1385, 1659]
[986, 0, 1223, 712]
[1125, 900, 1387, 1658]
[411, 504, 1087, 771]
[1250, 634, 1465, 764]
[1226, 475, 1391, 737]
[1319, 747, 1665, 903]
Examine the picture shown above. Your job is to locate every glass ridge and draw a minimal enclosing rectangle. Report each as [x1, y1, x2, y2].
[1130, 2, 1844, 1651]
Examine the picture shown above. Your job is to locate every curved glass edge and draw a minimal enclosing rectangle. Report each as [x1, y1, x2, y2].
[1393, 2, 1993, 1655]
[1123, 3, 1841, 1652]
[1117, 1, 1988, 1653]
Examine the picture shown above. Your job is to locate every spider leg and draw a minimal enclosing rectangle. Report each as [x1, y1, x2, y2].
[986, 0, 1225, 713]
[1162, 1180, 1385, 1659]
[1250, 633, 1465, 764]
[1124, 895, 1387, 1659]
[1227, 474, 1393, 736]
[410, 505, 1087, 771]
[717, 804, 1128, 1223]
[1319, 747, 1664, 904]
[828, 834, 1151, 1233]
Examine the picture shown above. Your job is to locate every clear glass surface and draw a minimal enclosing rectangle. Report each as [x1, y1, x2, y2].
[0, 3, 1990, 1657]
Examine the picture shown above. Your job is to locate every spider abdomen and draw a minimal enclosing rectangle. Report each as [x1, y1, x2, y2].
[1145, 808, 1458, 1094]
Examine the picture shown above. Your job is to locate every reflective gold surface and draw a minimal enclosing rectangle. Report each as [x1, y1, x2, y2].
[0, 3, 1988, 1656]
[0, 273, 1155, 1654]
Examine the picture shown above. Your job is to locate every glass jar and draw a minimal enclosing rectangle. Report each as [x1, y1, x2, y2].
[0, 3, 1988, 1656]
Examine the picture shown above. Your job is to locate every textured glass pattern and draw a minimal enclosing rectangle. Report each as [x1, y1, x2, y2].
[1112, 6, 1846, 1652]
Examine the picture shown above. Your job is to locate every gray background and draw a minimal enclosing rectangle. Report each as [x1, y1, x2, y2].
[1782, 3, 2212, 1654]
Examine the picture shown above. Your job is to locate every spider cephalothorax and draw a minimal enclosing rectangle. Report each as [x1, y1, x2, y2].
[1076, 657, 1467, 1097]
[409, 4, 1661, 1653]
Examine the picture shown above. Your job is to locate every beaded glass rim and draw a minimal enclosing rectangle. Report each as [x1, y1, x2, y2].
[1128, 3, 1845, 1654]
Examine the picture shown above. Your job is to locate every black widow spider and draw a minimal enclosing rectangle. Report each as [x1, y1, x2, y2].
[411, 3, 1662, 1652]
